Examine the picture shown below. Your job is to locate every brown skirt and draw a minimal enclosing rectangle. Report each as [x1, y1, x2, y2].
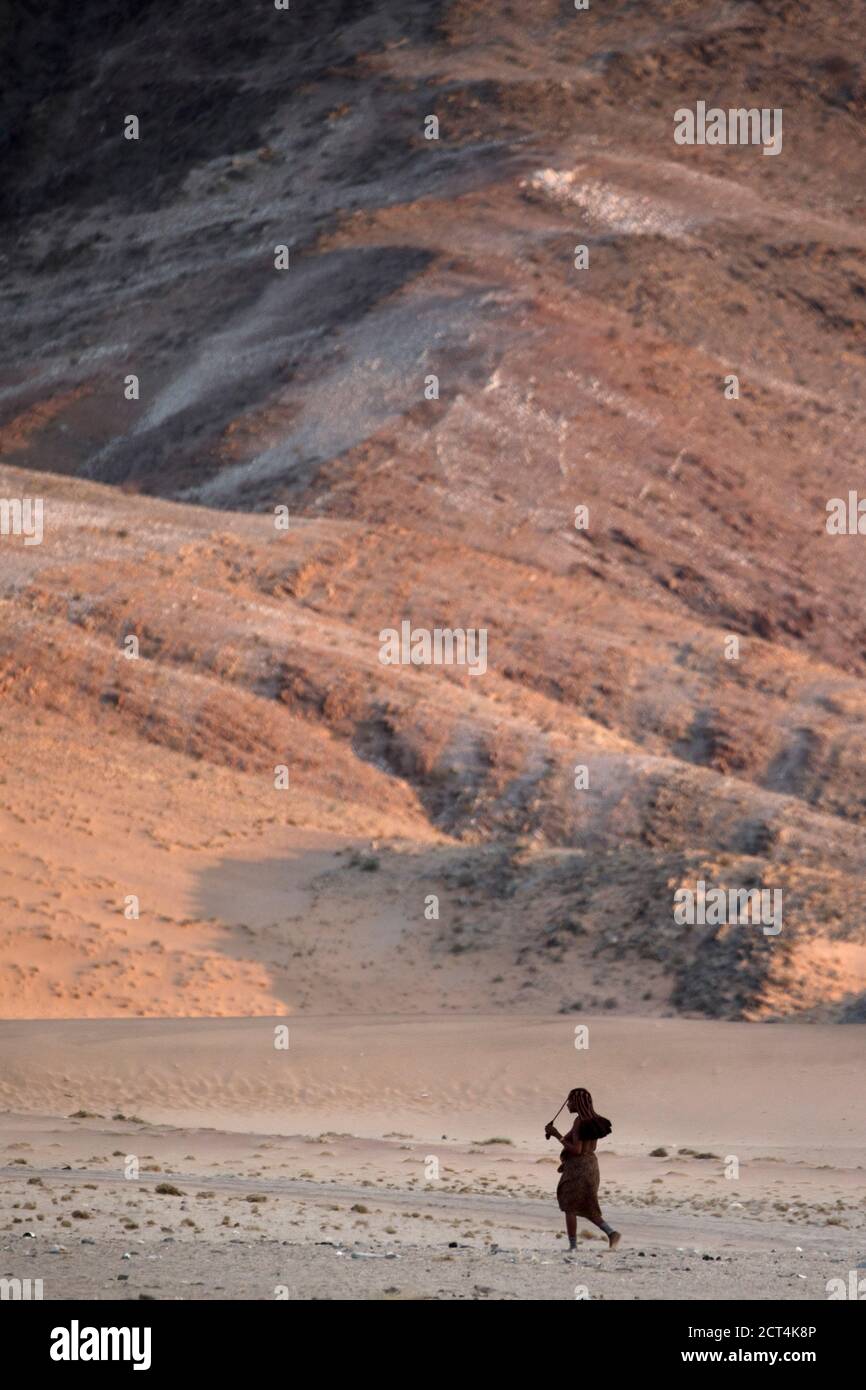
[556, 1153, 603, 1222]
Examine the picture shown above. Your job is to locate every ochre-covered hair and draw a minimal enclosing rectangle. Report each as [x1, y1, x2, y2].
[569, 1088, 612, 1140]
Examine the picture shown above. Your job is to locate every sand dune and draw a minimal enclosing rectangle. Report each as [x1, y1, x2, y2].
[1, 1015, 864, 1158]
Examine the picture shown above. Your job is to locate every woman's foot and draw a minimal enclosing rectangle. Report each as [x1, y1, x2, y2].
[607, 1230, 621, 1250]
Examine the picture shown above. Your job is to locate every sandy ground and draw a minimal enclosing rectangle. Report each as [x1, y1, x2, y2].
[1, 1016, 862, 1300]
[3, 1, 866, 1034]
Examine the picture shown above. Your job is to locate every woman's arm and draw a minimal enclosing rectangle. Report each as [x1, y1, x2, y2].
[558, 1135, 584, 1156]
[546, 1125, 583, 1156]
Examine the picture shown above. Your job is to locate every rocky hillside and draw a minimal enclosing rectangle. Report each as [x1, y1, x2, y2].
[1, 0, 865, 1019]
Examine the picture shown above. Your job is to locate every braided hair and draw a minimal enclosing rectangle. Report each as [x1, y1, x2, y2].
[568, 1088, 612, 1141]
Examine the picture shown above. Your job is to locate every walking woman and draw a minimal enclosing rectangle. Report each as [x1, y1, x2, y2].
[545, 1087, 621, 1251]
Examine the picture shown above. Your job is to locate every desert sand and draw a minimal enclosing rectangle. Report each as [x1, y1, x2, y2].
[1, 1015, 863, 1300]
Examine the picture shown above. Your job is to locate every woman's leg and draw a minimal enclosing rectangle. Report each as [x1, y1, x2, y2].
[565, 1213, 577, 1250]
[595, 1213, 621, 1249]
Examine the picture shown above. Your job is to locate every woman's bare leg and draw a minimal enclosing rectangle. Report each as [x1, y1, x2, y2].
[565, 1213, 577, 1250]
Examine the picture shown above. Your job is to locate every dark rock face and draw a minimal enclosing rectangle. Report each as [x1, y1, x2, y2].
[0, 0, 444, 219]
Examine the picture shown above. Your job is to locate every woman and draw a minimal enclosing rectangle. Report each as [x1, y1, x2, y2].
[545, 1087, 621, 1251]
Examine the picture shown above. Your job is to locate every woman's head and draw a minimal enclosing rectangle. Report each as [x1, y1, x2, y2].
[566, 1088, 613, 1140]
[566, 1087, 597, 1118]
